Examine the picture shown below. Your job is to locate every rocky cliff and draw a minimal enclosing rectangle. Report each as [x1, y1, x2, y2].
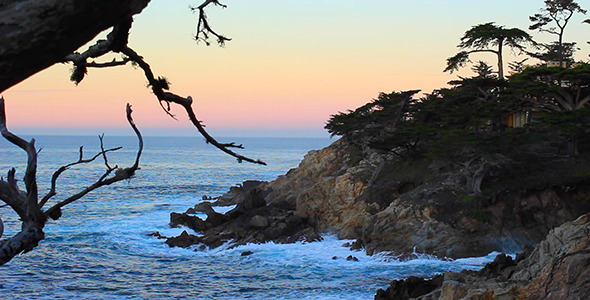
[264, 138, 590, 258]
[376, 212, 590, 299]
[165, 137, 590, 260]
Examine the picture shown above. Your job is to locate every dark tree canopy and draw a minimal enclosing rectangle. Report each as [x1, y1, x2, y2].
[527, 41, 579, 66]
[444, 22, 535, 79]
[529, 0, 587, 66]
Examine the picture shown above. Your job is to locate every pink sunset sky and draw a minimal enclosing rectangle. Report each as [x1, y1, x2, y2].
[3, 0, 590, 137]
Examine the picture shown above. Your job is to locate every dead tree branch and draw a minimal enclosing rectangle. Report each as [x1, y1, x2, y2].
[61, 4, 264, 165]
[0, 97, 143, 265]
[43, 104, 143, 219]
[38, 145, 122, 208]
[190, 0, 231, 46]
[120, 46, 265, 165]
[63, 19, 134, 84]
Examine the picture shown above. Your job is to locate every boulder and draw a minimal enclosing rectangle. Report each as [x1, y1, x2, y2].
[165, 231, 201, 248]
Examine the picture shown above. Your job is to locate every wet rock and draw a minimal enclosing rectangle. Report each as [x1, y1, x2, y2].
[165, 231, 201, 248]
[384, 213, 590, 300]
[350, 239, 363, 251]
[212, 180, 267, 206]
[375, 275, 443, 300]
[298, 228, 323, 243]
[170, 212, 206, 232]
[167, 187, 319, 251]
[147, 231, 167, 239]
[204, 211, 229, 229]
[346, 255, 358, 262]
[477, 253, 516, 279]
[225, 189, 267, 219]
[186, 201, 214, 214]
[241, 250, 253, 256]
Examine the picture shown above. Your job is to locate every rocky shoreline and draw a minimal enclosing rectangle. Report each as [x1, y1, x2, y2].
[159, 137, 590, 299]
[376, 213, 590, 299]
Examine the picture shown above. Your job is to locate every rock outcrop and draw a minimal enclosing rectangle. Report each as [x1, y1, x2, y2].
[375, 212, 590, 299]
[166, 137, 590, 259]
[166, 184, 321, 249]
[264, 138, 590, 258]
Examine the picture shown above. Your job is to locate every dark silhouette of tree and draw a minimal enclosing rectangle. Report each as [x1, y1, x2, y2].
[444, 23, 535, 80]
[528, 42, 579, 66]
[507, 64, 590, 156]
[0, 0, 264, 265]
[472, 61, 497, 78]
[529, 0, 587, 67]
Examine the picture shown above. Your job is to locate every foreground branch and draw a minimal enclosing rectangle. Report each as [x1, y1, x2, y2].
[61, 5, 264, 165]
[0, 97, 143, 265]
[190, 0, 231, 46]
[44, 104, 143, 219]
[0, 0, 150, 93]
[120, 46, 266, 165]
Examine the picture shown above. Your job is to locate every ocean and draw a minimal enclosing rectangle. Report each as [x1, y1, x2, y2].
[0, 135, 497, 299]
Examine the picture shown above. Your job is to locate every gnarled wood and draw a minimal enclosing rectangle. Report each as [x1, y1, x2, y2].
[0, 97, 143, 265]
[0, 0, 150, 93]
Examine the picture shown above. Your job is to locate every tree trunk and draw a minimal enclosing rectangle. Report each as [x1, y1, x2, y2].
[0, 220, 45, 265]
[0, 0, 151, 93]
[558, 31, 564, 67]
[497, 40, 504, 80]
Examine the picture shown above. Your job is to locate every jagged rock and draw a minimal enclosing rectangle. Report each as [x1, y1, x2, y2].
[212, 180, 267, 206]
[350, 239, 363, 251]
[375, 275, 443, 300]
[379, 213, 590, 300]
[476, 253, 516, 280]
[226, 189, 267, 218]
[205, 211, 229, 229]
[170, 212, 206, 232]
[186, 201, 214, 214]
[166, 187, 319, 250]
[165, 231, 201, 248]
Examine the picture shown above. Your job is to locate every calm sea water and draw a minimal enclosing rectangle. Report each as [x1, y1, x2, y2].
[0, 135, 497, 299]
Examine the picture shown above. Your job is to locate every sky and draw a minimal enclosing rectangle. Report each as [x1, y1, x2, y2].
[2, 0, 590, 137]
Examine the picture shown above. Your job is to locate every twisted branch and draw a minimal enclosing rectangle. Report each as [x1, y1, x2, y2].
[43, 104, 143, 219]
[38, 145, 122, 208]
[120, 46, 265, 165]
[0, 97, 143, 265]
[61, 3, 264, 165]
[190, 0, 231, 46]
